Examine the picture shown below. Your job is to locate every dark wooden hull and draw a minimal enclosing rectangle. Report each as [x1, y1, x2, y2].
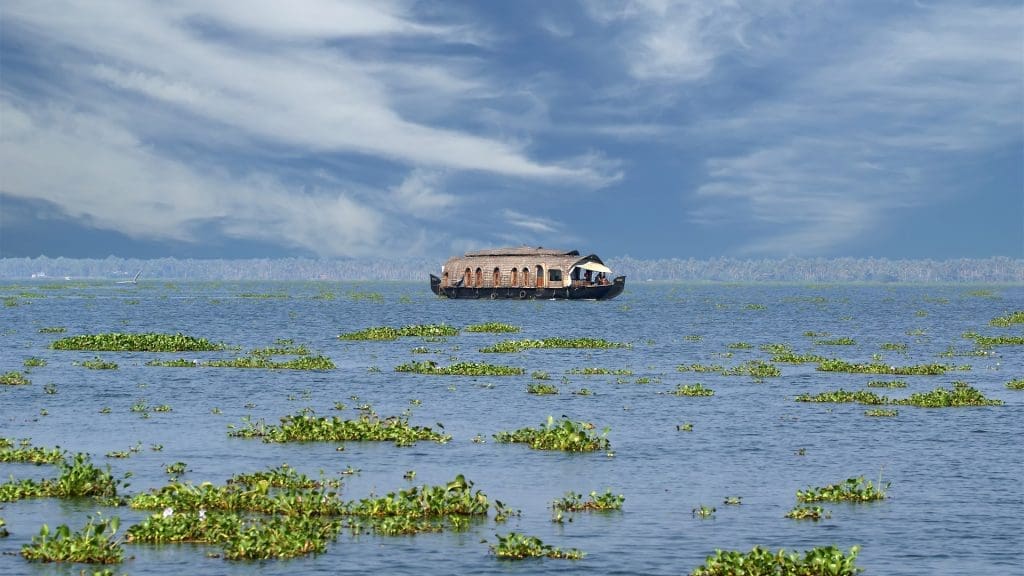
[430, 274, 625, 300]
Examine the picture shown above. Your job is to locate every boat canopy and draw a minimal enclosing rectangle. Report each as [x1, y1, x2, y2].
[573, 260, 611, 273]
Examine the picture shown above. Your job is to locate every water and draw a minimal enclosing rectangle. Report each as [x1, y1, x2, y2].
[1, 281, 1021, 575]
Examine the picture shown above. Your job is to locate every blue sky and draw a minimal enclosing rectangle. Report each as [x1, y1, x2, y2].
[1, 0, 1021, 260]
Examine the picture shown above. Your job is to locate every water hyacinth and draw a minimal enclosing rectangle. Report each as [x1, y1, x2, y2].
[796, 476, 888, 503]
[227, 409, 451, 446]
[51, 332, 224, 351]
[665, 383, 715, 397]
[464, 322, 521, 333]
[394, 360, 524, 376]
[0, 371, 31, 386]
[494, 416, 611, 452]
[817, 359, 950, 375]
[551, 490, 624, 512]
[21, 516, 124, 564]
[690, 545, 861, 575]
[480, 337, 630, 353]
[339, 324, 459, 341]
[490, 532, 584, 560]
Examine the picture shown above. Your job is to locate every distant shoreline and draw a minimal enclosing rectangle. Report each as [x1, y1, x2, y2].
[2, 256, 1021, 284]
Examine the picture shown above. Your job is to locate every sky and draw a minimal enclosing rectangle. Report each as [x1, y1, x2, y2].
[1, 0, 1022, 260]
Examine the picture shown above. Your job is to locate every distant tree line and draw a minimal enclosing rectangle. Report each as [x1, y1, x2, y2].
[0, 256, 1021, 283]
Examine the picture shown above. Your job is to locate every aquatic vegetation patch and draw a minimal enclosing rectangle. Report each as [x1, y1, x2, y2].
[21, 515, 124, 564]
[864, 409, 898, 417]
[249, 339, 310, 356]
[677, 360, 780, 379]
[784, 505, 831, 520]
[490, 532, 584, 560]
[0, 371, 30, 386]
[551, 490, 624, 512]
[866, 380, 907, 388]
[990, 310, 1024, 327]
[665, 383, 715, 397]
[692, 504, 715, 519]
[527, 383, 559, 395]
[895, 382, 1002, 407]
[817, 359, 950, 375]
[770, 351, 827, 364]
[238, 292, 288, 299]
[568, 367, 633, 375]
[494, 416, 610, 452]
[690, 545, 861, 576]
[23, 357, 47, 368]
[1006, 379, 1024, 390]
[79, 356, 119, 370]
[227, 464, 342, 489]
[37, 326, 66, 333]
[126, 508, 243, 545]
[51, 332, 225, 352]
[395, 360, 524, 376]
[795, 389, 888, 405]
[880, 342, 908, 351]
[0, 453, 120, 502]
[228, 409, 450, 446]
[797, 476, 888, 503]
[727, 342, 753, 349]
[465, 322, 521, 333]
[972, 335, 1024, 347]
[816, 337, 856, 345]
[148, 354, 335, 370]
[0, 440, 66, 464]
[339, 324, 459, 341]
[480, 337, 630, 353]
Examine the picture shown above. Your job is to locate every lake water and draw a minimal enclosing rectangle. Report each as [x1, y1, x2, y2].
[1, 281, 1021, 575]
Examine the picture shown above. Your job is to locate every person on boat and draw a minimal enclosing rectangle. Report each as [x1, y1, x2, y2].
[597, 273, 609, 286]
[584, 270, 593, 285]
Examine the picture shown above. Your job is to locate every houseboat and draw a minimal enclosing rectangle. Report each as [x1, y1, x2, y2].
[429, 247, 626, 300]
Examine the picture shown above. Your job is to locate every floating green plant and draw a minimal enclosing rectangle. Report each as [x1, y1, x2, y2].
[1006, 379, 1024, 390]
[0, 440, 65, 464]
[866, 380, 907, 388]
[494, 416, 610, 452]
[677, 423, 693, 431]
[395, 360, 524, 376]
[722, 496, 742, 505]
[0, 517, 7, 538]
[227, 409, 450, 446]
[880, 342, 908, 351]
[531, 371, 551, 380]
[51, 332, 224, 352]
[817, 359, 949, 375]
[864, 409, 898, 417]
[79, 356, 118, 370]
[728, 342, 753, 349]
[490, 532, 584, 560]
[568, 367, 633, 375]
[249, 340, 311, 356]
[465, 322, 521, 333]
[665, 383, 715, 397]
[0, 371, 30, 386]
[238, 292, 288, 299]
[481, 337, 630, 353]
[797, 476, 888, 503]
[816, 337, 856, 345]
[38, 326, 66, 333]
[795, 389, 888, 405]
[165, 462, 187, 475]
[148, 355, 335, 370]
[683, 335, 703, 342]
[896, 382, 1002, 407]
[23, 357, 47, 368]
[552, 490, 624, 512]
[678, 360, 780, 379]
[224, 515, 341, 560]
[0, 453, 120, 502]
[972, 335, 1024, 347]
[690, 546, 862, 576]
[527, 383, 559, 395]
[990, 310, 1024, 327]
[126, 508, 244, 545]
[692, 504, 715, 519]
[784, 505, 830, 520]
[572, 388, 593, 396]
[339, 324, 459, 341]
[21, 515, 123, 564]
[227, 464, 342, 489]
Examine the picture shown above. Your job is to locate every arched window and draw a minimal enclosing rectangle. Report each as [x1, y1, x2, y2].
[521, 267, 529, 287]
[535, 265, 544, 288]
[493, 267, 500, 287]
[464, 268, 472, 287]
[475, 268, 483, 287]
[511, 268, 518, 286]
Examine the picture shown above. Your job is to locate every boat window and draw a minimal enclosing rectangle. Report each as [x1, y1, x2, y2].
[511, 268, 518, 286]
[475, 268, 483, 287]
[493, 267, 500, 287]
[535, 265, 543, 288]
[548, 268, 562, 282]
[521, 267, 529, 287]
[464, 268, 472, 287]
[442, 272, 449, 287]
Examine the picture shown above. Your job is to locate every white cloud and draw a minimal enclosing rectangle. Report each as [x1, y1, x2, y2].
[388, 170, 456, 217]
[690, 2, 1023, 255]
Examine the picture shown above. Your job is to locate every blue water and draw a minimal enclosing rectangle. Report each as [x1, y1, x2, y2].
[1, 281, 1021, 575]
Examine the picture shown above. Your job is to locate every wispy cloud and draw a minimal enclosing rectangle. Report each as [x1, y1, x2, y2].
[689, 2, 1022, 255]
[0, 1, 616, 257]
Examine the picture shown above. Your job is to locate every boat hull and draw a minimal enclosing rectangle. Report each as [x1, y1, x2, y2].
[429, 275, 625, 300]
